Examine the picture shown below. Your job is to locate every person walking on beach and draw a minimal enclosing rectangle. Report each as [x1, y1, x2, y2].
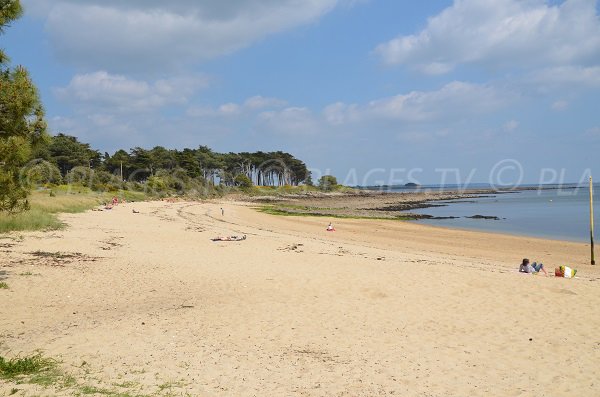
[221, 207, 224, 216]
[519, 258, 548, 276]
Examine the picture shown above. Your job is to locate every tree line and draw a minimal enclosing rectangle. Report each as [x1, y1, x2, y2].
[27, 133, 312, 189]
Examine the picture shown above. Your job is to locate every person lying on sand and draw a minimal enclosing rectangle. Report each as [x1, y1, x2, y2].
[519, 258, 548, 276]
[211, 235, 247, 242]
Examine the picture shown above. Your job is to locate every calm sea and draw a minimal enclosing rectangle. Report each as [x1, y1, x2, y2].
[388, 184, 598, 242]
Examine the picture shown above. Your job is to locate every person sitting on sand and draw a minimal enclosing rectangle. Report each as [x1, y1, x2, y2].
[519, 258, 548, 276]
[326, 223, 335, 232]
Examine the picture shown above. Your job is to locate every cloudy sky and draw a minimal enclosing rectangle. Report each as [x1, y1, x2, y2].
[4, 0, 600, 185]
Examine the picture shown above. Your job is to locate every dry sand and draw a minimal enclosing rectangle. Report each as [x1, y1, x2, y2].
[1, 200, 599, 396]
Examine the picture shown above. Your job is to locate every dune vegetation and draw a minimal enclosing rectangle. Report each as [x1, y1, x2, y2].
[0, 186, 147, 233]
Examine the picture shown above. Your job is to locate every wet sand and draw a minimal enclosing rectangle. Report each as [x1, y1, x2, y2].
[1, 199, 599, 396]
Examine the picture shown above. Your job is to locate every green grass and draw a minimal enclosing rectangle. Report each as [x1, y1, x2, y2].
[270, 204, 337, 211]
[30, 188, 106, 214]
[0, 186, 149, 233]
[0, 353, 56, 380]
[0, 208, 64, 233]
[112, 381, 139, 388]
[157, 380, 185, 391]
[78, 385, 114, 395]
[0, 352, 157, 397]
[0, 282, 8, 289]
[0, 352, 79, 392]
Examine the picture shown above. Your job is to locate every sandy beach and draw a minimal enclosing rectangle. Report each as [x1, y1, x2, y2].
[1, 199, 600, 396]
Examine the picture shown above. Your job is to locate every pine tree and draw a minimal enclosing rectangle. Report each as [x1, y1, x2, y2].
[0, 0, 48, 212]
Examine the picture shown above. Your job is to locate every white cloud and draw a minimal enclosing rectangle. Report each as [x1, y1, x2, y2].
[396, 131, 435, 144]
[551, 100, 569, 111]
[243, 95, 287, 110]
[323, 102, 359, 125]
[258, 107, 320, 135]
[55, 71, 207, 113]
[186, 82, 510, 137]
[50, 115, 77, 130]
[186, 95, 288, 118]
[218, 103, 242, 116]
[324, 81, 512, 124]
[87, 114, 115, 127]
[185, 106, 215, 118]
[23, 0, 340, 72]
[375, 0, 600, 74]
[503, 120, 519, 132]
[586, 126, 600, 139]
[532, 66, 600, 88]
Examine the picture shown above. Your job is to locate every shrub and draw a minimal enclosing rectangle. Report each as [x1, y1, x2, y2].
[20, 160, 63, 186]
[318, 175, 338, 191]
[234, 174, 253, 189]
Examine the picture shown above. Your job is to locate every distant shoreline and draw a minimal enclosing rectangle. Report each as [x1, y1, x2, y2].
[242, 184, 593, 242]
[242, 187, 510, 220]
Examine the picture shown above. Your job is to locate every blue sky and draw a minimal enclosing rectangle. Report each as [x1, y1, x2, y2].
[3, 0, 600, 185]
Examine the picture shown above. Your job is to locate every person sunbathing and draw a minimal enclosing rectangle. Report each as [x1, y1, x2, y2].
[519, 258, 548, 276]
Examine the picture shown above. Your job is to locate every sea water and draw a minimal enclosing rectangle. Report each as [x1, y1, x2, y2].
[392, 185, 598, 242]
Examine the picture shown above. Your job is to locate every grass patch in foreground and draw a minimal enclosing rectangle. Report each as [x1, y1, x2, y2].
[0, 353, 159, 396]
[0, 186, 148, 234]
[0, 353, 56, 380]
[0, 282, 8, 289]
[78, 385, 114, 395]
[0, 208, 64, 233]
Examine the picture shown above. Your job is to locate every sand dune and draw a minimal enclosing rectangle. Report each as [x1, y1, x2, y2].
[1, 200, 599, 396]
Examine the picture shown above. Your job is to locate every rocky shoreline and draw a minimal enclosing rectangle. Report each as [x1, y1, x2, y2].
[242, 188, 520, 220]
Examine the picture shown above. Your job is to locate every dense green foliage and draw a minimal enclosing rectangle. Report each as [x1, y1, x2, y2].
[0, 0, 50, 212]
[318, 175, 338, 191]
[0, 1, 22, 54]
[21, 134, 312, 195]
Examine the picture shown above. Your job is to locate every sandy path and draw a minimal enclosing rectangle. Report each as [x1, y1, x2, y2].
[1, 200, 599, 396]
